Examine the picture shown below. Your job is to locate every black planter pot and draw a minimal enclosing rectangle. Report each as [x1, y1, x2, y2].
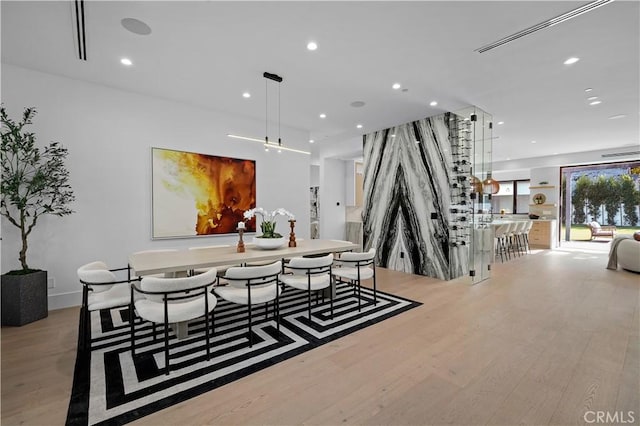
[1, 270, 48, 326]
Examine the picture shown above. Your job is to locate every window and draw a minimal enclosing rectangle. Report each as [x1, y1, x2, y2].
[490, 180, 530, 214]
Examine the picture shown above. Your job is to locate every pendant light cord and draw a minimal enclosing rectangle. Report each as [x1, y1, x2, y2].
[265, 79, 268, 144]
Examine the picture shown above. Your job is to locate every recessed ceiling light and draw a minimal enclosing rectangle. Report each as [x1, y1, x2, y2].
[309, 139, 315, 143]
[585, 88, 593, 92]
[390, 134, 396, 138]
[589, 100, 602, 106]
[587, 96, 598, 101]
[531, 140, 537, 144]
[242, 92, 251, 98]
[120, 58, 133, 66]
[608, 114, 627, 120]
[319, 113, 326, 119]
[392, 83, 401, 90]
[497, 121, 504, 125]
[307, 41, 318, 51]
[429, 101, 438, 107]
[121, 18, 152, 36]
[356, 124, 363, 129]
[415, 140, 420, 144]
[564, 57, 580, 65]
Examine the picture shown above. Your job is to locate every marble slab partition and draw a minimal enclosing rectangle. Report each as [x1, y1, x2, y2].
[363, 112, 468, 281]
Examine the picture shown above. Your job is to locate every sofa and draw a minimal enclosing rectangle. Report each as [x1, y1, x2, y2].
[608, 235, 640, 273]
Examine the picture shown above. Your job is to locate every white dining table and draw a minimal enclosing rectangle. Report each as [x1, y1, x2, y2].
[129, 239, 358, 339]
[129, 239, 359, 276]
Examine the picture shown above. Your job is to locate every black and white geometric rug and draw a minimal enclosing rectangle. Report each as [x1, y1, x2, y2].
[66, 283, 421, 425]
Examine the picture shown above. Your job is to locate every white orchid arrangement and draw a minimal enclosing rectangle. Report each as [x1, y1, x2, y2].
[243, 207, 295, 238]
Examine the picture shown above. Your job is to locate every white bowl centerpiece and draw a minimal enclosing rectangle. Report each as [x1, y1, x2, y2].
[243, 207, 294, 250]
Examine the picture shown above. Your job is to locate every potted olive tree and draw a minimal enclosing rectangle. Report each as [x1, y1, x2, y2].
[1, 106, 75, 326]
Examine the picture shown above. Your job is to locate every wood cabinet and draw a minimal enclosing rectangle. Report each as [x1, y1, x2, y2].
[528, 220, 557, 249]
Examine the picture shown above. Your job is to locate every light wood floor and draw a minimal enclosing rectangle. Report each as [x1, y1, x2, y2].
[2, 246, 639, 425]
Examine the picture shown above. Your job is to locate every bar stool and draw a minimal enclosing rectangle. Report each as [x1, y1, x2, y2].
[493, 223, 510, 262]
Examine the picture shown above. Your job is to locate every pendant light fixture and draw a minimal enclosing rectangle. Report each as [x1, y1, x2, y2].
[482, 173, 500, 194]
[228, 71, 310, 155]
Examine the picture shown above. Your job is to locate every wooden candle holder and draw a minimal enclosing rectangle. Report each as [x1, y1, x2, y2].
[288, 219, 297, 247]
[237, 228, 245, 253]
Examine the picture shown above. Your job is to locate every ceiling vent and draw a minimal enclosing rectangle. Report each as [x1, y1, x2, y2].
[475, 0, 614, 53]
[71, 0, 87, 61]
[601, 151, 640, 158]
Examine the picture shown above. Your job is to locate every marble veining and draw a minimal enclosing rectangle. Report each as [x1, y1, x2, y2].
[363, 112, 467, 281]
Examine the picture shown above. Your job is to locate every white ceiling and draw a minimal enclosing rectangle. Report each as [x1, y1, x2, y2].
[2, 1, 639, 162]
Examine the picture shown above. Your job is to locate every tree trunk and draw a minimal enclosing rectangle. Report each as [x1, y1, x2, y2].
[19, 214, 28, 270]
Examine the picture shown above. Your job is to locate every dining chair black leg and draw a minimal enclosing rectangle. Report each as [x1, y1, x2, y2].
[130, 291, 136, 356]
[330, 276, 334, 320]
[248, 304, 253, 347]
[163, 301, 170, 375]
[357, 268, 362, 312]
[308, 276, 312, 321]
[204, 289, 211, 361]
[275, 288, 280, 335]
[274, 297, 280, 338]
[81, 287, 90, 352]
[373, 263, 377, 305]
[83, 307, 90, 352]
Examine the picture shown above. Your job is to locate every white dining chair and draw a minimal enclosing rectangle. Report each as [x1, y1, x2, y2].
[77, 261, 140, 352]
[214, 261, 282, 347]
[332, 248, 377, 312]
[281, 254, 334, 321]
[131, 268, 218, 375]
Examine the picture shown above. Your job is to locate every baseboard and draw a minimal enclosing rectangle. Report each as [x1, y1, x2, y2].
[49, 291, 82, 310]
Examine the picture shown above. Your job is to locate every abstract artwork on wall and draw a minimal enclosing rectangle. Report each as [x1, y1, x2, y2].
[152, 147, 256, 238]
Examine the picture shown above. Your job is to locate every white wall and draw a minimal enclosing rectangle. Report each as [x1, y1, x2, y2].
[310, 165, 320, 187]
[492, 146, 640, 175]
[492, 169, 530, 182]
[345, 161, 356, 206]
[1, 65, 310, 309]
[319, 158, 346, 240]
[530, 166, 560, 188]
